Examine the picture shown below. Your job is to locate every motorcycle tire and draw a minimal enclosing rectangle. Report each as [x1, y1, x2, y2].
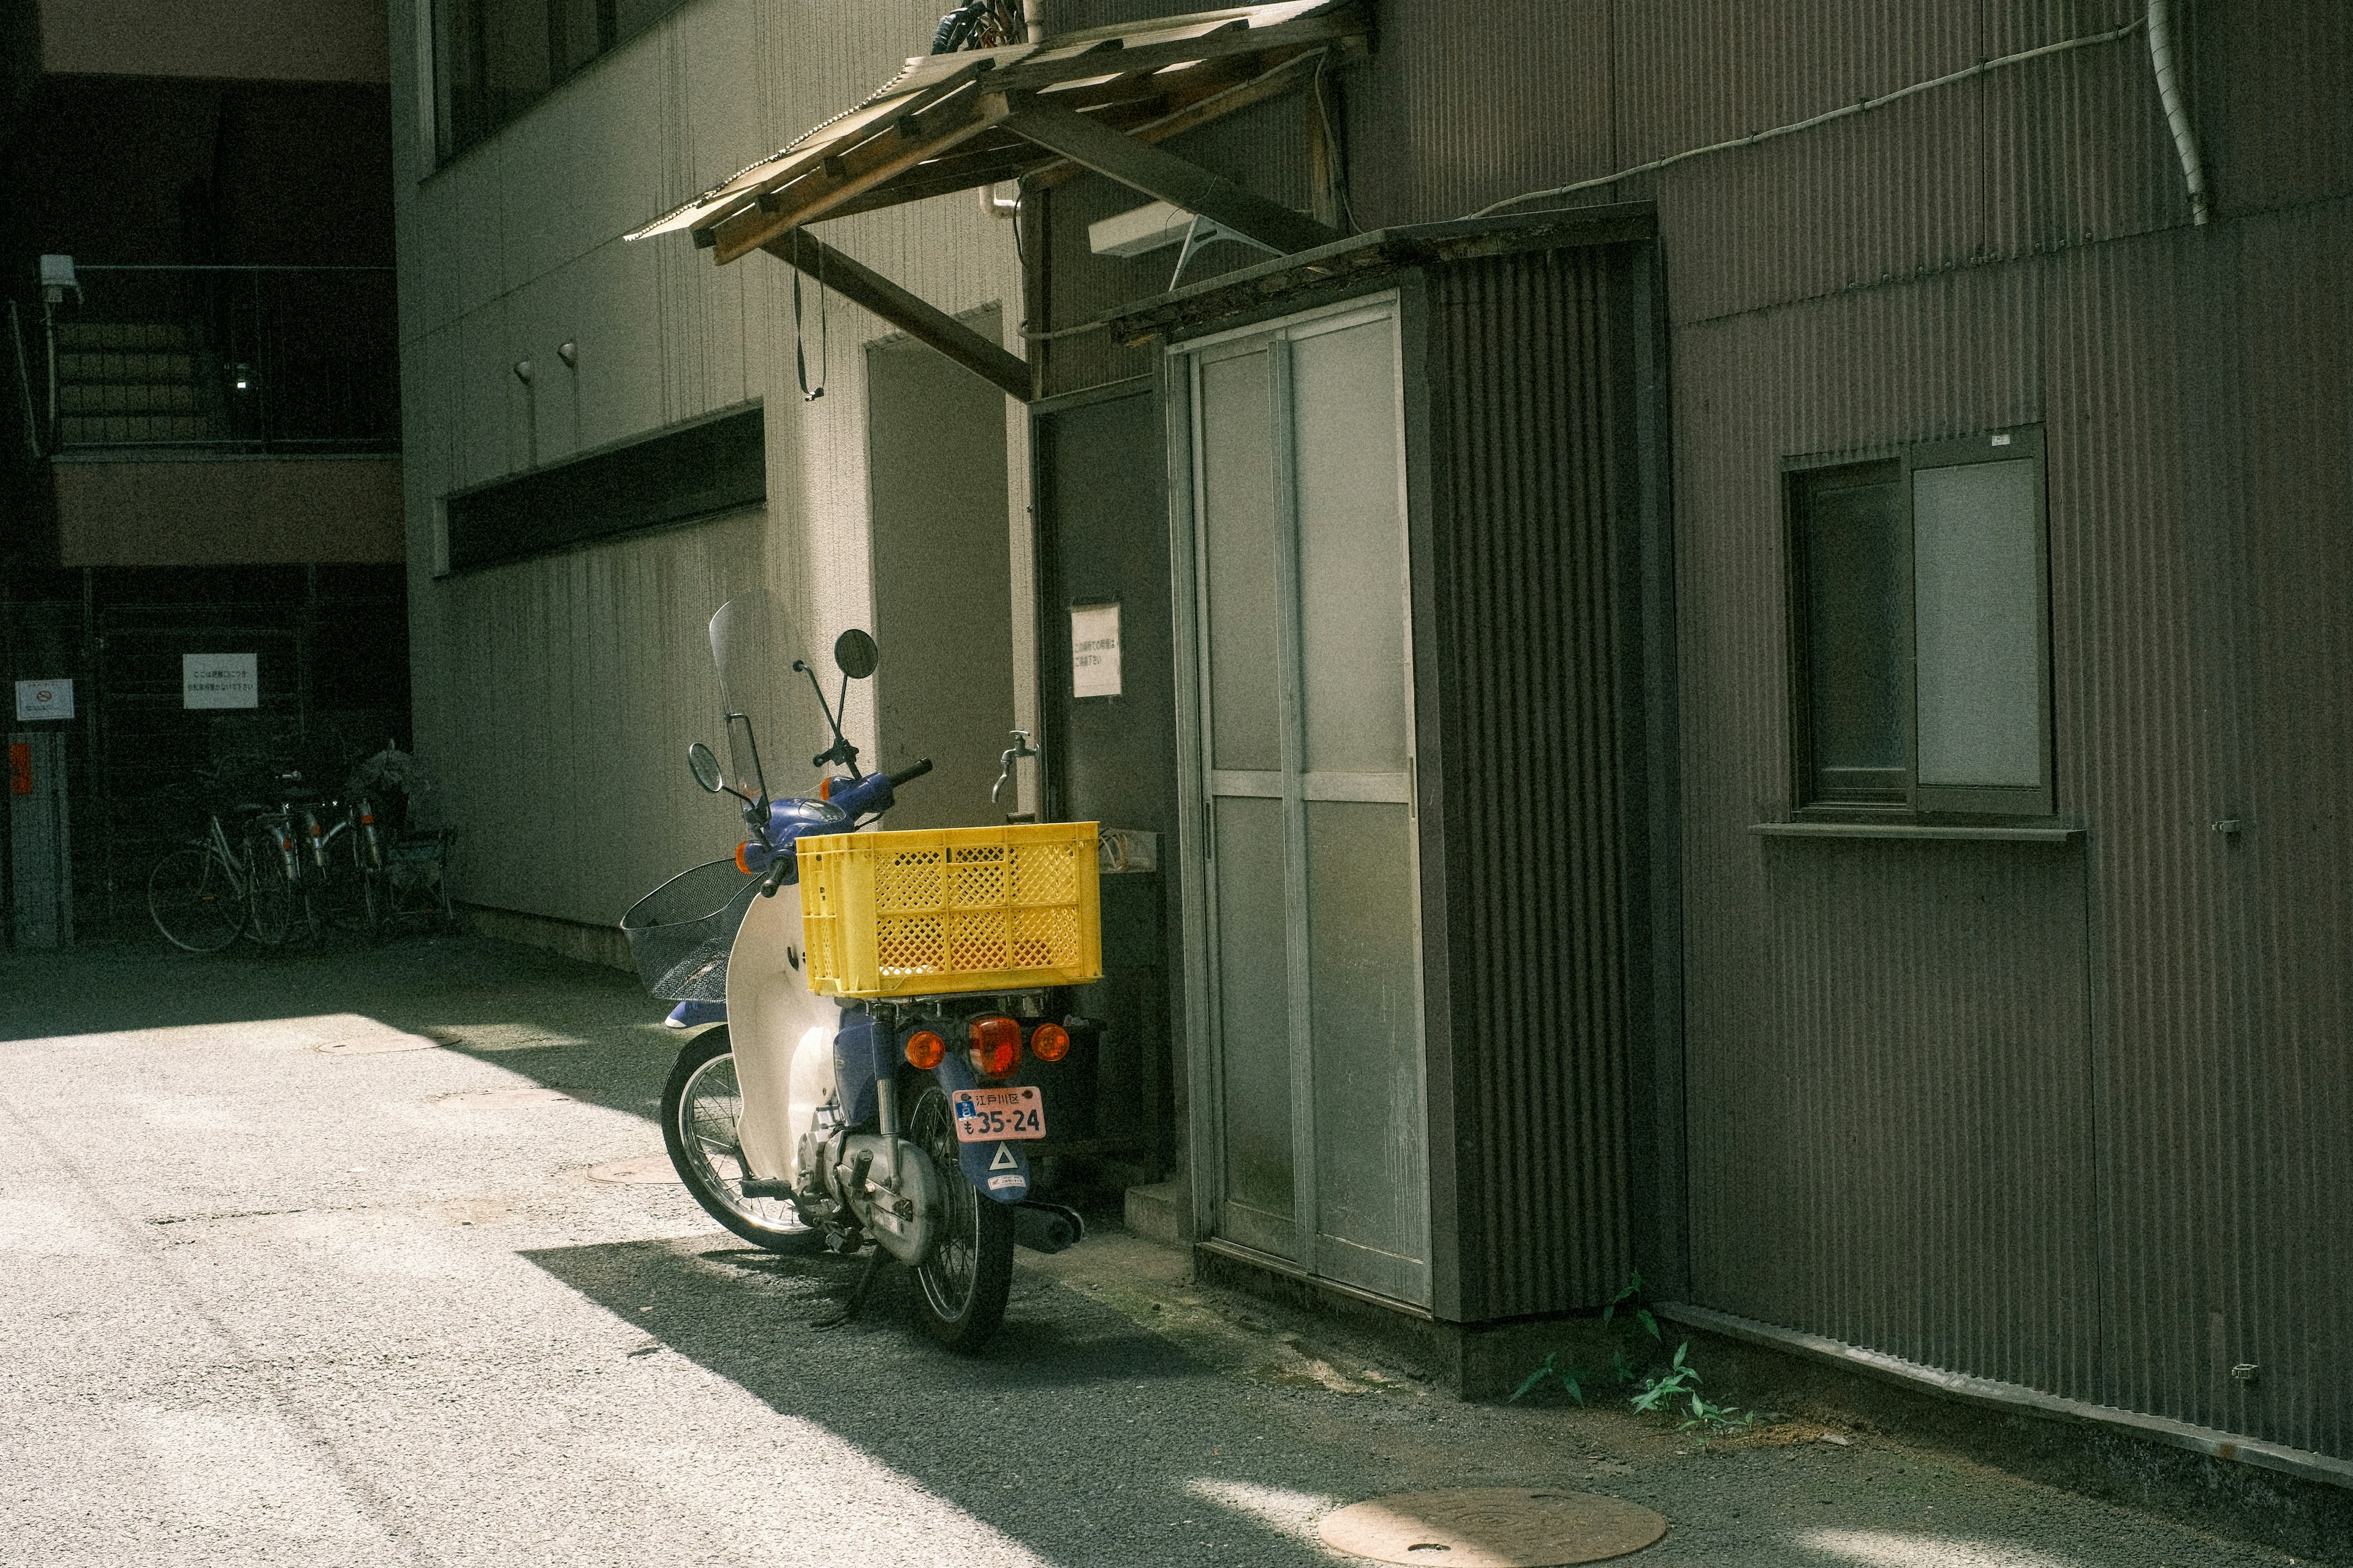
[660, 1027, 820, 1254]
[906, 1081, 1015, 1353]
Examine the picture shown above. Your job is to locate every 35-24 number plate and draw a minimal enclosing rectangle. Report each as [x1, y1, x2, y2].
[952, 1085, 1046, 1143]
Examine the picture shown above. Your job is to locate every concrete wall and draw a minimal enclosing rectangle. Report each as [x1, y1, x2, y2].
[37, 0, 388, 82]
[388, 0, 1033, 935]
[52, 457, 404, 566]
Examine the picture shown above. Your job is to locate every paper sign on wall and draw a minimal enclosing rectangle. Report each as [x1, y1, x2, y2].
[183, 653, 259, 710]
[1071, 603, 1121, 700]
[14, 680, 73, 721]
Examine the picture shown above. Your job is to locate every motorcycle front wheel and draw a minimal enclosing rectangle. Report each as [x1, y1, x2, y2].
[906, 1082, 1015, 1352]
[660, 1027, 819, 1253]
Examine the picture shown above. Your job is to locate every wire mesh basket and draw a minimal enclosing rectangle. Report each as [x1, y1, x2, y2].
[621, 858, 762, 1002]
[796, 823, 1102, 999]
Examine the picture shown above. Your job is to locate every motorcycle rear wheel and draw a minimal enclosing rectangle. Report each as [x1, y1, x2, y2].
[906, 1082, 1015, 1352]
[660, 1027, 819, 1252]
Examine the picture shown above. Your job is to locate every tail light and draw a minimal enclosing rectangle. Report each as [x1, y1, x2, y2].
[904, 1029, 945, 1070]
[968, 1015, 1021, 1078]
[1029, 1022, 1071, 1062]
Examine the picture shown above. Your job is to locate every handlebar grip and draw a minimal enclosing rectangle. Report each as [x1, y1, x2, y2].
[887, 758, 934, 788]
[759, 854, 793, 898]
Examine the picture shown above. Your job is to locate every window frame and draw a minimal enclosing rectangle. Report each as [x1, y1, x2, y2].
[1783, 425, 2054, 824]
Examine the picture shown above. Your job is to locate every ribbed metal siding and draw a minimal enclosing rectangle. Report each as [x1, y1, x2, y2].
[1678, 209, 2353, 1456]
[1424, 246, 1641, 1320]
[2048, 213, 2353, 1459]
[1672, 256, 2102, 1395]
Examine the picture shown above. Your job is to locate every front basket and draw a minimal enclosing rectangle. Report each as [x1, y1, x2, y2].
[621, 858, 761, 1001]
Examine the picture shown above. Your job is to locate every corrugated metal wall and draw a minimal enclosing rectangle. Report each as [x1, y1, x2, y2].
[1422, 244, 1644, 1320]
[1043, 0, 2351, 1459]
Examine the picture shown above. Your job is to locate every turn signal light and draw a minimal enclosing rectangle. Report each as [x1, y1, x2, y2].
[904, 1029, 946, 1070]
[734, 841, 756, 874]
[1029, 1022, 1071, 1062]
[968, 1015, 1021, 1078]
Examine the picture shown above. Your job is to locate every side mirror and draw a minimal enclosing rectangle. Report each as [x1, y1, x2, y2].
[834, 628, 879, 681]
[687, 741, 725, 794]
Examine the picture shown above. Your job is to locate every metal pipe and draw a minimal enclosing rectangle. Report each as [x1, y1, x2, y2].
[1471, 15, 2146, 221]
[2145, 0, 2211, 225]
[7, 301, 40, 458]
[1023, 0, 1047, 44]
[41, 299, 57, 445]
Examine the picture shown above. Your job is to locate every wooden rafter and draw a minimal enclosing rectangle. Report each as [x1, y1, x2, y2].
[630, 2, 1373, 404]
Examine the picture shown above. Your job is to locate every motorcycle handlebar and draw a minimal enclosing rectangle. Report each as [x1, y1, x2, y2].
[886, 758, 933, 788]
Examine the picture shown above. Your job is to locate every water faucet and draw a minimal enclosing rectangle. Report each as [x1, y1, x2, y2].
[992, 729, 1037, 806]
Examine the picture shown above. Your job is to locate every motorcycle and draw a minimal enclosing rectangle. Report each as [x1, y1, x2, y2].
[623, 594, 1096, 1350]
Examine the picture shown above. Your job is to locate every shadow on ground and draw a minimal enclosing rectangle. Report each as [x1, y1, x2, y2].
[524, 1233, 1356, 1566]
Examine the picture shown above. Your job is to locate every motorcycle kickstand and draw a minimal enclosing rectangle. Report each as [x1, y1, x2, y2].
[814, 1247, 889, 1330]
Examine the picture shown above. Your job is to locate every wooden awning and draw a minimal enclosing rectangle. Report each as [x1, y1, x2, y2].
[627, 1, 1371, 401]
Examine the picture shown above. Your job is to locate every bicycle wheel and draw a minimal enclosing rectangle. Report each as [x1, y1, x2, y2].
[146, 846, 245, 953]
[244, 833, 297, 947]
[355, 863, 386, 941]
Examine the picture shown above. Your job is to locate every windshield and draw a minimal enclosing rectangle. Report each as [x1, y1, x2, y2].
[708, 592, 779, 800]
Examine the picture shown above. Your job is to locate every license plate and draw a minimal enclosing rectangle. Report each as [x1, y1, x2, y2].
[952, 1086, 1047, 1143]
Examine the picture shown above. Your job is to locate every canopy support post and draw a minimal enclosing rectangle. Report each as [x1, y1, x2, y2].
[762, 233, 1033, 404]
[987, 89, 1343, 256]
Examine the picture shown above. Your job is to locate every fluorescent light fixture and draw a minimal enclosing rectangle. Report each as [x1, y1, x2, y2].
[1088, 200, 1198, 258]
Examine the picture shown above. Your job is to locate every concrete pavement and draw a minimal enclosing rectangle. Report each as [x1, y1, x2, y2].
[0, 934, 2317, 1567]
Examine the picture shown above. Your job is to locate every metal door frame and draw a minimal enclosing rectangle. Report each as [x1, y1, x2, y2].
[1165, 290, 1431, 1303]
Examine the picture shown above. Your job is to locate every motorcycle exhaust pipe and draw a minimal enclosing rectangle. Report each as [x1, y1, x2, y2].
[1013, 1200, 1085, 1254]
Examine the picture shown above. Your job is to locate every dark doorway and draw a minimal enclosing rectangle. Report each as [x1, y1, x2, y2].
[1033, 378, 1178, 1174]
[865, 309, 1015, 828]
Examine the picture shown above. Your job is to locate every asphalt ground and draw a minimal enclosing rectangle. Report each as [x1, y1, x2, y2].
[0, 933, 2318, 1568]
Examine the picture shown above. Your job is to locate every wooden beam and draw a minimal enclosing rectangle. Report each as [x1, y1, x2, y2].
[1026, 43, 1351, 192]
[984, 6, 1363, 97]
[987, 89, 1342, 254]
[713, 85, 995, 263]
[763, 234, 1032, 404]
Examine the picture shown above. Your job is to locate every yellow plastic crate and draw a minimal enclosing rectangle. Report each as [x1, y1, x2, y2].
[796, 822, 1102, 999]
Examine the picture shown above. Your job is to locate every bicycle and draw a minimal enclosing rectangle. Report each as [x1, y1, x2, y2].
[145, 800, 305, 952]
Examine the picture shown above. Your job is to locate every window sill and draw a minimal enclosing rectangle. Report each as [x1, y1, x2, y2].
[1752, 820, 2083, 844]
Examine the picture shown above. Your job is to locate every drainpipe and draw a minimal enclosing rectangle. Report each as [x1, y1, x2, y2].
[2145, 0, 2210, 226]
[1023, 1, 1047, 44]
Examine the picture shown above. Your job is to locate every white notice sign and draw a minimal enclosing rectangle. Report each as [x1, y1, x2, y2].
[14, 679, 73, 721]
[183, 653, 259, 710]
[1071, 603, 1121, 699]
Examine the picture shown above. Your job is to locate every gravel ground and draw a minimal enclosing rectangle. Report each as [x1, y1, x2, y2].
[0, 934, 2316, 1568]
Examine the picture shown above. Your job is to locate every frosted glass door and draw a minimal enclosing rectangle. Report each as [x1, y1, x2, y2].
[1187, 303, 1429, 1306]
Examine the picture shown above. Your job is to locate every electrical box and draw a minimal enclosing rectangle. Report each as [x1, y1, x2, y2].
[8, 732, 73, 948]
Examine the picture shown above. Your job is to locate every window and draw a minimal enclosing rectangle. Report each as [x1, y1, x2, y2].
[1786, 428, 2052, 819]
[432, 0, 691, 161]
[443, 404, 764, 572]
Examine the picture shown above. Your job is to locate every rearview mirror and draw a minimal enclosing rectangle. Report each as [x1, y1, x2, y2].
[833, 628, 879, 681]
[687, 741, 725, 794]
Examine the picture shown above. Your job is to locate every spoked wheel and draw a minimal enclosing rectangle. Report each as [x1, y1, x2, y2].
[906, 1082, 1014, 1352]
[146, 847, 245, 953]
[660, 1027, 818, 1252]
[244, 835, 297, 947]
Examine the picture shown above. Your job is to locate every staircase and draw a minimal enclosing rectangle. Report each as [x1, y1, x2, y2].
[52, 322, 214, 445]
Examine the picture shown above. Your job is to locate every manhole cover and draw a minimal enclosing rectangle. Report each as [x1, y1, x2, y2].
[433, 1087, 575, 1110]
[1319, 1488, 1666, 1567]
[588, 1154, 679, 1184]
